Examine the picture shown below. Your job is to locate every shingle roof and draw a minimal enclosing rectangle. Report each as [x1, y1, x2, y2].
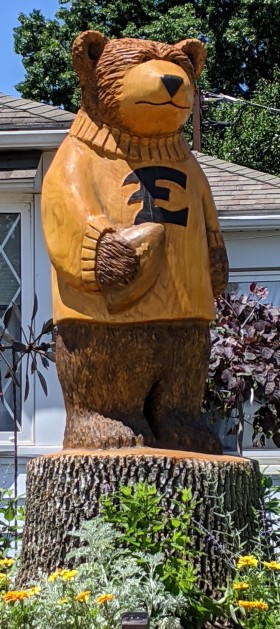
[0, 93, 75, 130]
[0, 151, 41, 187]
[195, 152, 280, 215]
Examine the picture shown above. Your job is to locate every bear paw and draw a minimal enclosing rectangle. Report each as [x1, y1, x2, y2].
[96, 223, 165, 312]
[96, 232, 139, 288]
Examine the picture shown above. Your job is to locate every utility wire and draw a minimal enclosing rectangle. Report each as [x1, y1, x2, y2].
[203, 91, 280, 115]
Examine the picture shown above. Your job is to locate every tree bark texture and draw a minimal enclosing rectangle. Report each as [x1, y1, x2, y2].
[57, 321, 221, 454]
[18, 449, 261, 593]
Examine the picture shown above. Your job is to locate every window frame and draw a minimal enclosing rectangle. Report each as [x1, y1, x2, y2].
[0, 200, 34, 446]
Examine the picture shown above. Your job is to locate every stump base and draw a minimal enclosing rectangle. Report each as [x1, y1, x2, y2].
[18, 448, 261, 591]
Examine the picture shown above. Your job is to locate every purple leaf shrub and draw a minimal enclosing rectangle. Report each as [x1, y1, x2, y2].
[203, 284, 280, 448]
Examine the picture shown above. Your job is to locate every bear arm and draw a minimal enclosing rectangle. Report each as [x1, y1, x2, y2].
[208, 246, 229, 298]
[202, 179, 229, 297]
[81, 216, 115, 284]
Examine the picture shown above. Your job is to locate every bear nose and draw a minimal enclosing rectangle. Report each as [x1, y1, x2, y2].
[161, 74, 183, 98]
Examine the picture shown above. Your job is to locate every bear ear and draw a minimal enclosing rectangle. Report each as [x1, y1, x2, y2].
[175, 39, 206, 79]
[72, 30, 108, 78]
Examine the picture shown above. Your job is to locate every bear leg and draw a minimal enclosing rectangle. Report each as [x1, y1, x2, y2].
[56, 322, 157, 449]
[56, 321, 221, 454]
[142, 322, 222, 454]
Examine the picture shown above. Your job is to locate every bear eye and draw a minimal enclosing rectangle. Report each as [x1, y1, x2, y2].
[172, 59, 182, 67]
[141, 54, 152, 63]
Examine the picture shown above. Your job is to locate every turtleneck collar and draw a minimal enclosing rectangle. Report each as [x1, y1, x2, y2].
[69, 110, 190, 162]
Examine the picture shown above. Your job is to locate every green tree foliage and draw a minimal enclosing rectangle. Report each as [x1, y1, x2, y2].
[13, 0, 280, 173]
[202, 69, 280, 175]
[198, 0, 280, 95]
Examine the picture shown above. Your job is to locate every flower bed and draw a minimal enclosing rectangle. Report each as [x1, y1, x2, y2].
[0, 479, 279, 628]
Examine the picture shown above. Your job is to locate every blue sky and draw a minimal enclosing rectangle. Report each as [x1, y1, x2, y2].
[1, 0, 59, 96]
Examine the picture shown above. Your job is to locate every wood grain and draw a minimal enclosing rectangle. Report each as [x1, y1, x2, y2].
[56, 320, 222, 453]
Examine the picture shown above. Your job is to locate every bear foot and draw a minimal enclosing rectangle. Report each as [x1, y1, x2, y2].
[63, 410, 156, 450]
[154, 420, 222, 455]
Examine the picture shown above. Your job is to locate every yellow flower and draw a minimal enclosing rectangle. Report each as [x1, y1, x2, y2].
[61, 569, 77, 581]
[48, 568, 63, 582]
[232, 582, 250, 590]
[263, 560, 280, 570]
[237, 555, 258, 569]
[26, 586, 41, 597]
[96, 593, 114, 605]
[238, 600, 268, 611]
[0, 558, 14, 568]
[48, 568, 77, 582]
[75, 590, 91, 603]
[58, 597, 69, 605]
[3, 590, 29, 603]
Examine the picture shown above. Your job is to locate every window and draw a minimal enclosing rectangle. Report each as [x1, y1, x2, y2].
[0, 213, 21, 432]
[228, 276, 280, 309]
[0, 203, 33, 445]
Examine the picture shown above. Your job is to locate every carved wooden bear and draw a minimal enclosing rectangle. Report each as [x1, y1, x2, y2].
[42, 31, 228, 453]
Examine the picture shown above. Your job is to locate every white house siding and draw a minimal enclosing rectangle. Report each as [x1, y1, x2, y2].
[33, 192, 65, 451]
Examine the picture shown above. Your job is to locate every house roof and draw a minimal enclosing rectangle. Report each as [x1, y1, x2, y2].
[194, 152, 280, 215]
[0, 93, 75, 130]
[0, 151, 41, 189]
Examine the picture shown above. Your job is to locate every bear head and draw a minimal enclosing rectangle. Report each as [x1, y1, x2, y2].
[72, 31, 206, 137]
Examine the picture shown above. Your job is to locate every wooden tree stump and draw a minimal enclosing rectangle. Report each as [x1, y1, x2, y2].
[18, 448, 261, 591]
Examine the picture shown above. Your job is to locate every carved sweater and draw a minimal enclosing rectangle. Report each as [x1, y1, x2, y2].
[42, 110, 225, 324]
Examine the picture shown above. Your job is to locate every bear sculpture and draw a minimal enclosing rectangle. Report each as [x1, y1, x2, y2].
[42, 31, 228, 453]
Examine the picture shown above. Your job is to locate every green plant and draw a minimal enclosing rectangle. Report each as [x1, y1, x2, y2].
[101, 483, 165, 553]
[222, 555, 280, 628]
[258, 474, 280, 556]
[100, 483, 221, 628]
[0, 484, 226, 629]
[3, 477, 280, 628]
[0, 487, 24, 555]
[101, 484, 198, 591]
[0, 518, 187, 629]
[199, 473, 280, 628]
